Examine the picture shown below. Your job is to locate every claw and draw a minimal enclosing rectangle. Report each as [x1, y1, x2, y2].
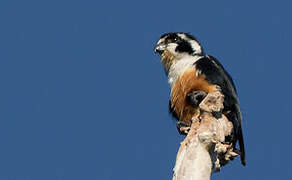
[187, 91, 207, 107]
[176, 121, 191, 135]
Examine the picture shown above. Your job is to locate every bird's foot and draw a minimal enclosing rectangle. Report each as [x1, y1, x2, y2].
[176, 121, 191, 135]
[187, 90, 207, 107]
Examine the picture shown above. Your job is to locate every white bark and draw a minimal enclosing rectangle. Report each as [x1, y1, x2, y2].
[172, 92, 238, 180]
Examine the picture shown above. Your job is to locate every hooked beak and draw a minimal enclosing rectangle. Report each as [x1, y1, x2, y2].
[154, 43, 166, 54]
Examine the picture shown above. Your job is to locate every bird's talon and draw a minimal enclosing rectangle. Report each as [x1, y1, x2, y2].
[180, 127, 191, 134]
[187, 90, 207, 107]
[176, 121, 191, 135]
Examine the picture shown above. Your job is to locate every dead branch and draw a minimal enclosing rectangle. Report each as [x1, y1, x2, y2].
[172, 92, 238, 180]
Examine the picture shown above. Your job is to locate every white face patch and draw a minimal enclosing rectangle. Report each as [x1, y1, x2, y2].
[165, 43, 178, 56]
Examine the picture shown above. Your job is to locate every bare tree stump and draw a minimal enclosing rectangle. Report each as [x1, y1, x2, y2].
[172, 92, 238, 180]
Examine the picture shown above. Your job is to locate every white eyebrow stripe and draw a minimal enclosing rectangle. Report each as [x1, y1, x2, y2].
[178, 34, 187, 39]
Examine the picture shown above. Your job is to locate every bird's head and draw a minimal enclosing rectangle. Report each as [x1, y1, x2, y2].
[154, 32, 204, 73]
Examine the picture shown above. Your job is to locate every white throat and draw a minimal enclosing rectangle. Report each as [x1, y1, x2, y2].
[168, 55, 202, 87]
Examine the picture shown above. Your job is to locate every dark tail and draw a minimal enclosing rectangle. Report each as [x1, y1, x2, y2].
[233, 103, 246, 166]
[237, 125, 246, 166]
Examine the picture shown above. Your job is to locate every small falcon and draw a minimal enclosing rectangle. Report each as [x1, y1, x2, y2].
[154, 32, 246, 165]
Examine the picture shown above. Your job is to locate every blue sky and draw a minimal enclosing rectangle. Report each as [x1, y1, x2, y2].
[0, 0, 292, 179]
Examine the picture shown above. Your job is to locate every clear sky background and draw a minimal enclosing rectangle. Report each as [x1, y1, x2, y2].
[0, 0, 291, 179]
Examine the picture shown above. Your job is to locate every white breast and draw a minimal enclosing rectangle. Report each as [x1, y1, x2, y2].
[168, 55, 202, 87]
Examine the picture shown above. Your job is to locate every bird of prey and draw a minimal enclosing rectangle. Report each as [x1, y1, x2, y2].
[154, 32, 246, 165]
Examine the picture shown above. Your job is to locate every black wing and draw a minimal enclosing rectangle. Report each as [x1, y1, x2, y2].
[195, 55, 246, 165]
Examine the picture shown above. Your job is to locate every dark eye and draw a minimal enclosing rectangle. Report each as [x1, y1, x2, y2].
[165, 34, 179, 43]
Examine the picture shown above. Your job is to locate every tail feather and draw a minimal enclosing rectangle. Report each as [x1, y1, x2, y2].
[237, 125, 246, 166]
[232, 103, 246, 166]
